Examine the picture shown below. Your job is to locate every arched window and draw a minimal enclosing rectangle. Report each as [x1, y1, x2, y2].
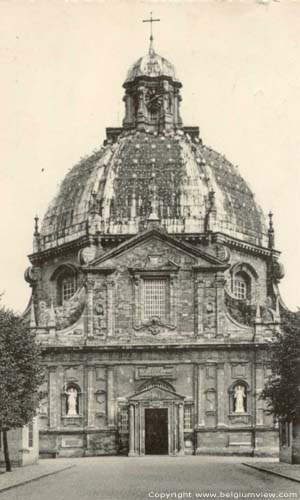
[63, 383, 81, 417]
[50, 264, 78, 306]
[232, 271, 250, 300]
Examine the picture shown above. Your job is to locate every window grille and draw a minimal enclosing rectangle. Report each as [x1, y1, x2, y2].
[28, 420, 34, 448]
[233, 278, 247, 300]
[62, 277, 76, 303]
[184, 406, 193, 429]
[120, 408, 128, 432]
[143, 279, 167, 321]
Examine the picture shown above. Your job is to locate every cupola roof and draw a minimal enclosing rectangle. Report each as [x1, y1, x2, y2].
[125, 47, 177, 84]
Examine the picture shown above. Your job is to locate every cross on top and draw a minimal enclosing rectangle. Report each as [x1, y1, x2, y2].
[143, 12, 160, 43]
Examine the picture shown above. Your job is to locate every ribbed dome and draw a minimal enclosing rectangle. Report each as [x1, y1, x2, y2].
[125, 49, 177, 83]
[40, 130, 268, 251]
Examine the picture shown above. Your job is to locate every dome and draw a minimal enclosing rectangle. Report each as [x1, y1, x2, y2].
[125, 48, 177, 83]
[40, 130, 268, 251]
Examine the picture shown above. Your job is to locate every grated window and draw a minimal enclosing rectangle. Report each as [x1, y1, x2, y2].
[184, 406, 193, 429]
[143, 279, 167, 321]
[120, 408, 128, 432]
[233, 279, 247, 300]
[62, 277, 76, 303]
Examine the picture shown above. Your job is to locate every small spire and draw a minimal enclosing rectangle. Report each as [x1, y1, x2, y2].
[268, 211, 275, 249]
[34, 215, 39, 237]
[204, 189, 216, 233]
[89, 191, 98, 214]
[148, 172, 159, 221]
[130, 174, 137, 219]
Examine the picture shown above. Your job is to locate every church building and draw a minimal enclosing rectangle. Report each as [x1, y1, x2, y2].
[25, 29, 285, 457]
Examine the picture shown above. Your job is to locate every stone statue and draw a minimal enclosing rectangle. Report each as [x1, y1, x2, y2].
[234, 385, 246, 413]
[64, 385, 78, 416]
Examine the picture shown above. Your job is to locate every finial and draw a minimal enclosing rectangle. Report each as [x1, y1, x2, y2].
[148, 172, 159, 221]
[143, 12, 160, 54]
[268, 211, 275, 249]
[208, 189, 215, 207]
[89, 191, 98, 214]
[204, 189, 216, 234]
[34, 215, 39, 237]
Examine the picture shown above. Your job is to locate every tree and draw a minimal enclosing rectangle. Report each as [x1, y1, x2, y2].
[0, 304, 44, 471]
[261, 308, 300, 421]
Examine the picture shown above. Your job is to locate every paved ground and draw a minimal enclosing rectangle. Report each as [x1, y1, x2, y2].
[1, 456, 300, 500]
[244, 462, 300, 483]
[0, 459, 75, 494]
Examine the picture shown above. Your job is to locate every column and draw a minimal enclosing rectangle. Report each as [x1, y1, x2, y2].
[178, 403, 185, 456]
[255, 363, 264, 426]
[87, 366, 95, 428]
[217, 363, 226, 428]
[128, 404, 136, 456]
[215, 274, 226, 338]
[106, 279, 115, 337]
[197, 364, 206, 427]
[86, 279, 94, 339]
[49, 367, 58, 428]
[107, 366, 115, 427]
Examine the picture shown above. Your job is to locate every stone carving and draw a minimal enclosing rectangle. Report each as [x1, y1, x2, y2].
[93, 288, 107, 335]
[38, 301, 50, 327]
[234, 385, 246, 413]
[24, 265, 41, 285]
[205, 389, 216, 414]
[204, 301, 216, 329]
[134, 316, 176, 336]
[64, 385, 78, 416]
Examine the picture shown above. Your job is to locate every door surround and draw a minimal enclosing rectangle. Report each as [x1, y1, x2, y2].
[126, 379, 185, 456]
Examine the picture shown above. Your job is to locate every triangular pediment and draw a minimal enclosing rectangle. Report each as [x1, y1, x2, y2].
[129, 383, 185, 402]
[86, 228, 228, 271]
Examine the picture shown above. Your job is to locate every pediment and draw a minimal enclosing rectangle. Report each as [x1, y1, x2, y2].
[129, 384, 185, 402]
[86, 228, 228, 272]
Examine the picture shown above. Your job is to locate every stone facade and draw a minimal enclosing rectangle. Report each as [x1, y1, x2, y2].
[24, 40, 283, 458]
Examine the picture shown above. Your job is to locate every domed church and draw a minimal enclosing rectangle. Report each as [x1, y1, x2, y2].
[25, 28, 284, 457]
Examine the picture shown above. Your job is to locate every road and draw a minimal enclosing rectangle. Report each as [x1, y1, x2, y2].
[1, 456, 299, 500]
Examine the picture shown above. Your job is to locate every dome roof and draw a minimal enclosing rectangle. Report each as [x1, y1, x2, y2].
[40, 130, 268, 251]
[125, 48, 177, 83]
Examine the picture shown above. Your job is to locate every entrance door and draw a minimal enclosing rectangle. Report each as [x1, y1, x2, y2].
[145, 408, 168, 455]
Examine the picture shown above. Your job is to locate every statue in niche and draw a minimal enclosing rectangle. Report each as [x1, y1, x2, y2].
[64, 384, 78, 416]
[234, 385, 246, 413]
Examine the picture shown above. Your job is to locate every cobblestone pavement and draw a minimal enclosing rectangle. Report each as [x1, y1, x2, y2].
[1, 456, 300, 500]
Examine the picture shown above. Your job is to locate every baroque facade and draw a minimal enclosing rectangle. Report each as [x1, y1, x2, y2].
[25, 39, 285, 457]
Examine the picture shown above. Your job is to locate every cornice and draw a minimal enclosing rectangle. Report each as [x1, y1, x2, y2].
[28, 236, 90, 264]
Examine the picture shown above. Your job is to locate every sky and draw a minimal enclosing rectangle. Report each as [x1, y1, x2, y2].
[1, 0, 300, 312]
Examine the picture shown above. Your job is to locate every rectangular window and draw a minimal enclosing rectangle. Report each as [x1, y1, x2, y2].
[28, 420, 34, 448]
[62, 278, 75, 303]
[184, 406, 193, 430]
[233, 279, 247, 300]
[143, 279, 167, 321]
[120, 408, 128, 432]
